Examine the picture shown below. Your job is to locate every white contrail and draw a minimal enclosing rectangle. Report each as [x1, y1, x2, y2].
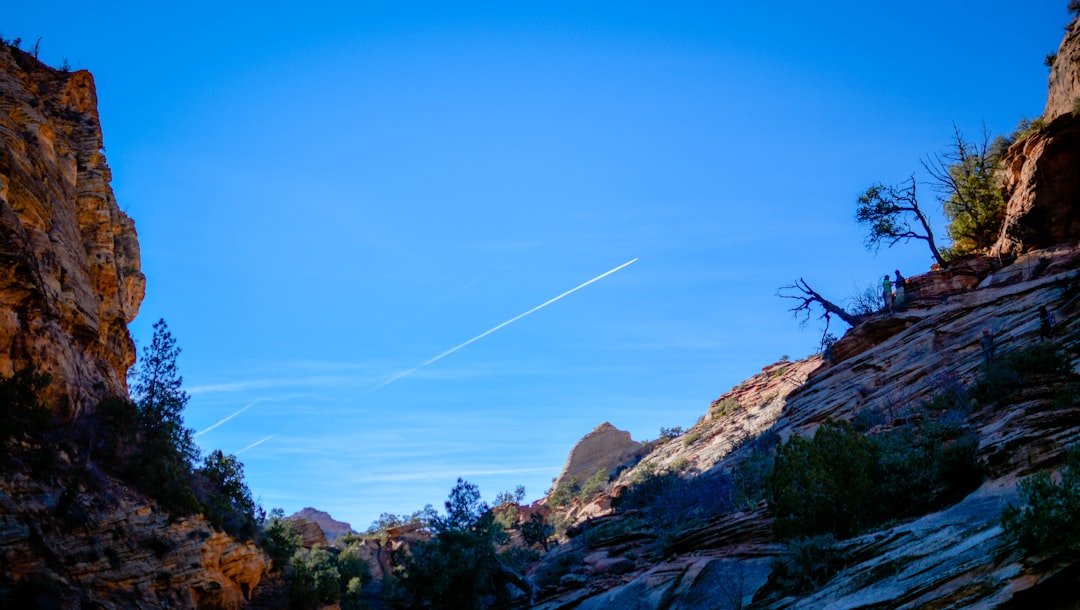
[236, 430, 288, 455]
[371, 258, 639, 391]
[194, 400, 260, 437]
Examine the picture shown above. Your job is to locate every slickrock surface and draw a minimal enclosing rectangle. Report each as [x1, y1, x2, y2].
[0, 46, 144, 415]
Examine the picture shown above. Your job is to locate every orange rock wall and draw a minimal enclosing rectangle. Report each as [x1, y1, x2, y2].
[0, 47, 144, 415]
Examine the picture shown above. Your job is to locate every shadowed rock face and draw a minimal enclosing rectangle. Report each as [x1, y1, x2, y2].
[0, 46, 144, 416]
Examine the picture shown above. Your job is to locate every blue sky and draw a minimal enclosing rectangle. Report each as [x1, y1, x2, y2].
[6, 1, 1069, 529]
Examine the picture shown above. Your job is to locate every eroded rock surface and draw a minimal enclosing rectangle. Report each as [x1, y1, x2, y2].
[0, 472, 267, 609]
[0, 46, 144, 415]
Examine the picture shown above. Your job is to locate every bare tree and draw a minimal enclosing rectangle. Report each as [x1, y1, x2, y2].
[778, 278, 859, 348]
[856, 177, 947, 268]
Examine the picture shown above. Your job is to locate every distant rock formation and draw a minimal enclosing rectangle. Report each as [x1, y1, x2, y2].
[0, 46, 144, 416]
[551, 422, 642, 493]
[288, 507, 354, 542]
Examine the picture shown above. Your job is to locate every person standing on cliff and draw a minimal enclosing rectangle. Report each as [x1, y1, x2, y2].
[882, 274, 893, 313]
[1039, 305, 1055, 341]
[894, 270, 906, 310]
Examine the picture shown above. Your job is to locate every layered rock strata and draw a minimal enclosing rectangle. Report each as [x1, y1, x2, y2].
[0, 46, 144, 415]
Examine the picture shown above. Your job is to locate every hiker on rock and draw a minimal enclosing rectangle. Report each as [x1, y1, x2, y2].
[894, 270, 906, 310]
[882, 274, 893, 313]
[1039, 305, 1055, 341]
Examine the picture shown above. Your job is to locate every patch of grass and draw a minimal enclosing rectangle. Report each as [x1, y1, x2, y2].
[710, 397, 741, 420]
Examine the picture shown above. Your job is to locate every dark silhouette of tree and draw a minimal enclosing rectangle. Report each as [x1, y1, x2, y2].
[197, 450, 262, 538]
[778, 278, 859, 349]
[856, 177, 947, 267]
[402, 478, 524, 609]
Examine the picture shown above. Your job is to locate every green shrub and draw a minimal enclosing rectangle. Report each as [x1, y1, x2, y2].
[769, 419, 879, 539]
[769, 415, 982, 541]
[1002, 446, 1080, 554]
[682, 429, 702, 447]
[710, 397, 741, 419]
[548, 477, 579, 509]
[578, 469, 609, 504]
[972, 342, 1072, 403]
[732, 431, 779, 509]
[262, 509, 302, 570]
[290, 547, 342, 609]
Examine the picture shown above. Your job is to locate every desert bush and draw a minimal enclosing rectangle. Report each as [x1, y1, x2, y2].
[768, 534, 841, 593]
[1002, 446, 1080, 554]
[548, 477, 579, 509]
[578, 469, 609, 504]
[769, 414, 982, 540]
[682, 429, 703, 447]
[711, 397, 741, 419]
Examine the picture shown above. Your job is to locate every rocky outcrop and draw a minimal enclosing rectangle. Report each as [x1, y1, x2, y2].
[530, 239, 1080, 609]
[289, 507, 354, 542]
[288, 517, 330, 549]
[551, 422, 642, 493]
[1045, 18, 1080, 122]
[0, 470, 267, 609]
[0, 45, 144, 416]
[992, 17, 1080, 257]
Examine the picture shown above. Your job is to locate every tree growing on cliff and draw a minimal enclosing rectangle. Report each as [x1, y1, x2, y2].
[856, 177, 948, 267]
[923, 126, 1006, 258]
[130, 318, 198, 465]
[124, 318, 200, 513]
[197, 450, 262, 539]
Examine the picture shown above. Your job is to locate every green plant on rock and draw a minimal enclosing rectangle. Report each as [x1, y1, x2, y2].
[710, 397, 741, 419]
[1002, 446, 1080, 555]
[578, 468, 610, 504]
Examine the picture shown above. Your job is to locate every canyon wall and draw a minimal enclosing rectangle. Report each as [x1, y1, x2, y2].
[0, 46, 144, 416]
